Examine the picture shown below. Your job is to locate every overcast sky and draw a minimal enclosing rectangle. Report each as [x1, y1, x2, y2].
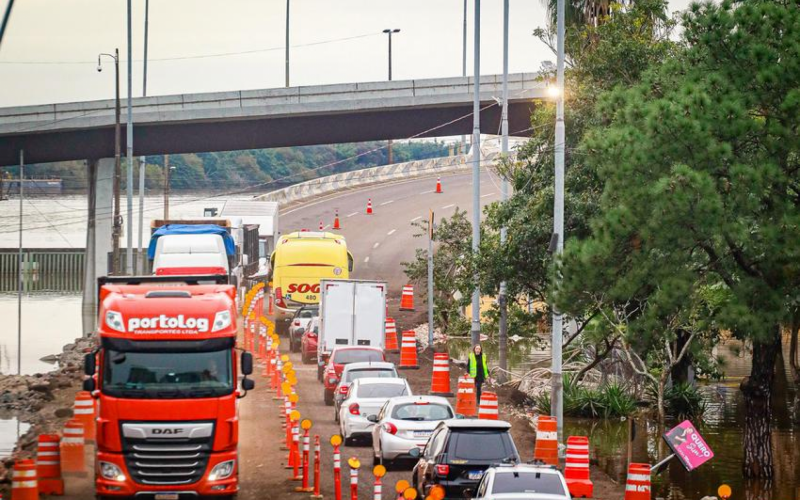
[0, 0, 694, 108]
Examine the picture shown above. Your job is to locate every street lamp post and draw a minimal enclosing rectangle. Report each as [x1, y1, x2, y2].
[498, 0, 510, 383]
[138, 0, 150, 274]
[470, 0, 481, 346]
[461, 0, 468, 154]
[383, 28, 400, 165]
[97, 50, 122, 275]
[125, 0, 134, 275]
[285, 0, 290, 87]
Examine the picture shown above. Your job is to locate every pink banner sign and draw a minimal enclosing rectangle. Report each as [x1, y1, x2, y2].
[663, 420, 714, 471]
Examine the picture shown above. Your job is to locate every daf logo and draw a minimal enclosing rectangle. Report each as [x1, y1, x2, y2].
[151, 428, 184, 435]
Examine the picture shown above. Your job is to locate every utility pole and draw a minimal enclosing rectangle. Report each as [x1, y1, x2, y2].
[126, 0, 134, 275]
[285, 0, 290, 87]
[17, 150, 23, 375]
[98, 50, 122, 275]
[461, 0, 468, 155]
[0, 0, 15, 50]
[498, 0, 510, 382]
[138, 0, 150, 274]
[470, 0, 481, 346]
[427, 210, 435, 348]
[163, 154, 170, 220]
[383, 28, 400, 165]
[552, 0, 567, 441]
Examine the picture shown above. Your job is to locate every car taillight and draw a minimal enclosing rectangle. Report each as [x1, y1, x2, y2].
[383, 422, 397, 435]
[293, 320, 300, 326]
[339, 385, 350, 395]
[348, 403, 360, 416]
[434, 464, 449, 477]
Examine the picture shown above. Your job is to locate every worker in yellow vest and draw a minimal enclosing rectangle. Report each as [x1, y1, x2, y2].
[467, 344, 489, 404]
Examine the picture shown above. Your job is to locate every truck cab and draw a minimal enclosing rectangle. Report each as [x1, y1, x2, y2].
[85, 275, 254, 499]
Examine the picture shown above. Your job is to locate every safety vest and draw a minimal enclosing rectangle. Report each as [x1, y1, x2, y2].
[468, 352, 488, 379]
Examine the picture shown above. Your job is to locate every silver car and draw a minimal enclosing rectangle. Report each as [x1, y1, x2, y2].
[370, 395, 454, 467]
[338, 378, 412, 445]
[473, 464, 572, 500]
[333, 361, 399, 422]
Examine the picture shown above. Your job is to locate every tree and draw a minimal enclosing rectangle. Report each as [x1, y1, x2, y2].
[557, 0, 800, 478]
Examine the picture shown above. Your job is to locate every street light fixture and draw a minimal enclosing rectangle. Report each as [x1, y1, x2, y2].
[97, 50, 123, 275]
[383, 28, 400, 165]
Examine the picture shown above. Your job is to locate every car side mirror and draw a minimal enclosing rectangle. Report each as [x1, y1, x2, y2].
[241, 351, 253, 375]
[82, 378, 96, 392]
[367, 415, 378, 423]
[241, 378, 255, 391]
[408, 447, 421, 458]
[84, 353, 96, 376]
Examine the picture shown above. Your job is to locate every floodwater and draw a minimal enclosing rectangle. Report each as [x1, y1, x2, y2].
[449, 337, 800, 500]
[0, 417, 30, 458]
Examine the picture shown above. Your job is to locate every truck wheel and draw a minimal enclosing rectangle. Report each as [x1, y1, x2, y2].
[317, 365, 323, 381]
[324, 389, 334, 406]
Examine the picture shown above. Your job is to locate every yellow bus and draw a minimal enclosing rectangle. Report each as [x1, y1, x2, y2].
[270, 231, 354, 333]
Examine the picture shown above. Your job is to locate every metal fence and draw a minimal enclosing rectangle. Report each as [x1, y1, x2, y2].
[0, 249, 84, 293]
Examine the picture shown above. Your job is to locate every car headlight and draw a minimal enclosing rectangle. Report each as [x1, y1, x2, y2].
[105, 311, 125, 333]
[208, 460, 236, 481]
[99, 461, 126, 482]
[212, 310, 232, 332]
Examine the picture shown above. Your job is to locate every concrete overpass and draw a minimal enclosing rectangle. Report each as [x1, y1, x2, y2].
[0, 73, 545, 167]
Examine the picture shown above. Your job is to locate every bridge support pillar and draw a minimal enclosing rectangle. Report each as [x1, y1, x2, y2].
[81, 158, 114, 336]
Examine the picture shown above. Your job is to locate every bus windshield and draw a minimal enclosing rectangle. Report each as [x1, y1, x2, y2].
[102, 349, 233, 399]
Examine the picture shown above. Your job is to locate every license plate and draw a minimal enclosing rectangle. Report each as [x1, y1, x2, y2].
[468, 470, 483, 480]
[413, 431, 432, 438]
[155, 494, 179, 500]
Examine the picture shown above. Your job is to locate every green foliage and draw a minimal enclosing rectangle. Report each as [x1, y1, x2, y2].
[533, 376, 637, 418]
[662, 382, 706, 420]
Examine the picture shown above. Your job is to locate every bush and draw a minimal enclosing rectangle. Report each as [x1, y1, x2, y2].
[533, 376, 637, 418]
[663, 382, 706, 420]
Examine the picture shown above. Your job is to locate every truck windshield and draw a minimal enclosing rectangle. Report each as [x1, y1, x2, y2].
[103, 349, 233, 399]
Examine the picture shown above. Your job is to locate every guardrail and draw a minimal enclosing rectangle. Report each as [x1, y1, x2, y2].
[0, 249, 84, 293]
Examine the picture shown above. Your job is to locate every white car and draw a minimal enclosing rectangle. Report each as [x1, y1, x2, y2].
[472, 464, 572, 500]
[333, 361, 399, 422]
[371, 395, 454, 467]
[338, 378, 412, 445]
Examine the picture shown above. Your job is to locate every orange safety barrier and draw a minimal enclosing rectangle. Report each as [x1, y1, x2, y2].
[533, 416, 559, 466]
[478, 391, 499, 420]
[435, 176, 443, 194]
[565, 436, 593, 498]
[366, 199, 373, 215]
[11, 459, 38, 500]
[399, 285, 415, 311]
[624, 463, 651, 500]
[268, 293, 275, 315]
[398, 330, 419, 370]
[60, 419, 86, 476]
[430, 353, 453, 396]
[36, 434, 64, 495]
[72, 391, 95, 443]
[311, 435, 322, 499]
[384, 318, 399, 353]
[455, 375, 477, 416]
[334, 210, 341, 230]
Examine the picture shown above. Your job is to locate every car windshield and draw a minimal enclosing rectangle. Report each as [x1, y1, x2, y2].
[491, 472, 565, 495]
[103, 349, 233, 399]
[392, 403, 452, 421]
[346, 369, 395, 382]
[450, 431, 515, 462]
[333, 350, 383, 364]
[357, 383, 408, 398]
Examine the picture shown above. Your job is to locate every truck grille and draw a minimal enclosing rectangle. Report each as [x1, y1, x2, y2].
[121, 422, 214, 486]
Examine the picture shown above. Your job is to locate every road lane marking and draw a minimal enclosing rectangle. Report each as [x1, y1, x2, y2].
[380, 200, 395, 206]
[411, 216, 422, 222]
[322, 225, 330, 230]
[364, 257, 370, 263]
[346, 212, 358, 217]
[420, 190, 434, 195]
[481, 193, 495, 198]
[387, 229, 397, 236]
[373, 242, 380, 249]
[442, 204, 455, 209]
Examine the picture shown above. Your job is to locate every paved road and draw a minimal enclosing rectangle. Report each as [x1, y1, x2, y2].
[279, 169, 503, 292]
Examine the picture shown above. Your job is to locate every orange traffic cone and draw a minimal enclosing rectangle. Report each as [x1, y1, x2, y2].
[398, 330, 419, 370]
[60, 419, 86, 476]
[384, 318, 399, 353]
[73, 391, 95, 443]
[36, 434, 64, 495]
[455, 375, 477, 416]
[565, 436, 593, 498]
[478, 392, 499, 420]
[399, 285, 415, 311]
[624, 463, 651, 500]
[366, 199, 373, 215]
[334, 210, 341, 230]
[435, 176, 443, 194]
[430, 353, 453, 396]
[533, 416, 559, 466]
[268, 293, 275, 315]
[11, 459, 38, 500]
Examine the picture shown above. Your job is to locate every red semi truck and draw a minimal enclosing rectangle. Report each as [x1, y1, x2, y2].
[83, 275, 254, 499]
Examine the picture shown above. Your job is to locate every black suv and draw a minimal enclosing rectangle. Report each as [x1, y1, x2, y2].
[289, 305, 318, 352]
[411, 419, 520, 499]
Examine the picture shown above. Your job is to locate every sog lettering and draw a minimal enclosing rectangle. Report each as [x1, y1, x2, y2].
[128, 315, 209, 333]
[286, 283, 321, 294]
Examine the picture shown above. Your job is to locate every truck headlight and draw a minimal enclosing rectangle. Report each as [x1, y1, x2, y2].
[99, 462, 126, 482]
[208, 460, 235, 481]
[105, 311, 125, 333]
[212, 310, 232, 332]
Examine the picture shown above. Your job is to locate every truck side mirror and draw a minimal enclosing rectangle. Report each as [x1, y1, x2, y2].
[241, 378, 255, 391]
[408, 447, 421, 458]
[367, 414, 378, 423]
[84, 353, 96, 376]
[83, 378, 96, 392]
[241, 352, 253, 375]
[242, 254, 249, 266]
